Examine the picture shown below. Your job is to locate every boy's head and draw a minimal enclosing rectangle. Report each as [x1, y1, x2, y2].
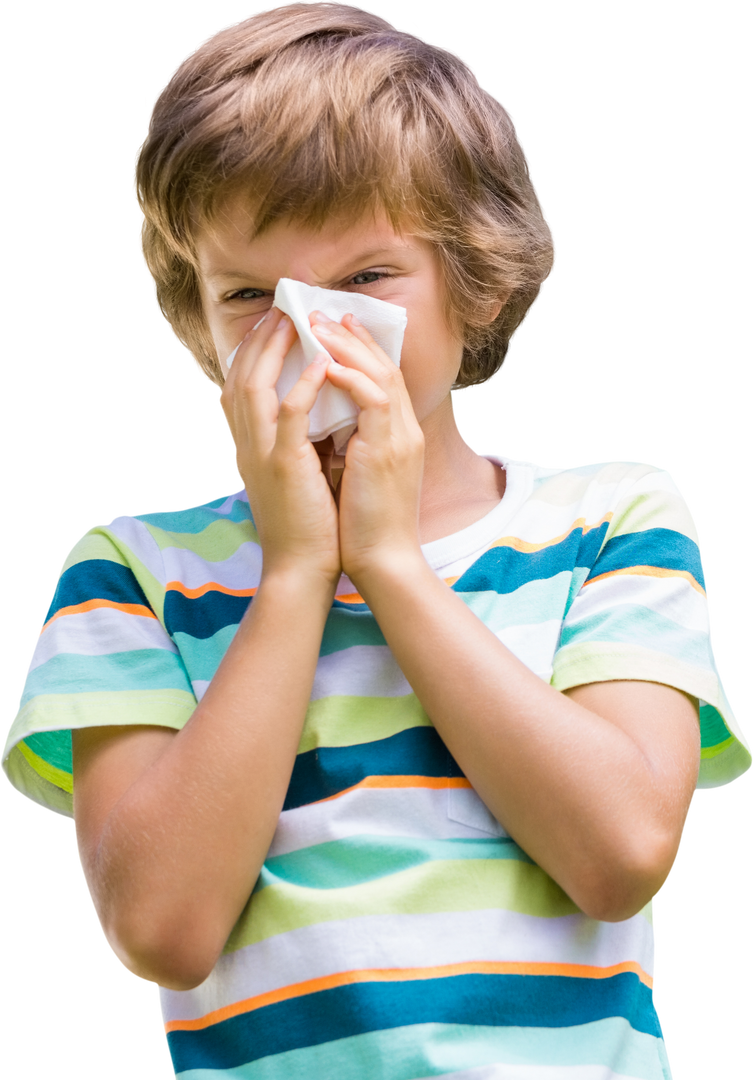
[137, 3, 553, 389]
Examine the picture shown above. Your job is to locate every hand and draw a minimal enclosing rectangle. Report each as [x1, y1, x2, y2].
[310, 311, 425, 584]
[221, 309, 341, 584]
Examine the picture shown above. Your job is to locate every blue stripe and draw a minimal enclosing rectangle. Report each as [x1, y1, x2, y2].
[164, 590, 251, 639]
[455, 521, 609, 597]
[320, 607, 385, 657]
[586, 528, 704, 588]
[283, 726, 463, 811]
[45, 560, 151, 622]
[167, 971, 661, 1073]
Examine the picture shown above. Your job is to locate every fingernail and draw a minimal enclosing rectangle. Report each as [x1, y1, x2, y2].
[348, 314, 361, 326]
[276, 314, 290, 328]
[312, 352, 329, 366]
[310, 310, 333, 324]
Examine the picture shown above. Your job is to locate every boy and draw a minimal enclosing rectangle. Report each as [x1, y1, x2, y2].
[4, 4, 749, 1078]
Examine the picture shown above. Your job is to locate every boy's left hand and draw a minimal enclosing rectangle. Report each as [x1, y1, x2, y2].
[310, 311, 425, 584]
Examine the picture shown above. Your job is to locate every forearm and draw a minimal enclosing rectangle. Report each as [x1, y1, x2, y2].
[354, 553, 697, 921]
[75, 568, 335, 988]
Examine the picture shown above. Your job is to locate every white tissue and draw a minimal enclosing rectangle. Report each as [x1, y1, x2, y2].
[225, 278, 407, 453]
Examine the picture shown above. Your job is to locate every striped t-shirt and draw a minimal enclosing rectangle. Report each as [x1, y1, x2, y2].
[4, 458, 749, 1080]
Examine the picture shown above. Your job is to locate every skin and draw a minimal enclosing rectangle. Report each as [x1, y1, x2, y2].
[201, 205, 508, 538]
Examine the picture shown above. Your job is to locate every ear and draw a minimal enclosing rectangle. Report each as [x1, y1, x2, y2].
[482, 295, 507, 325]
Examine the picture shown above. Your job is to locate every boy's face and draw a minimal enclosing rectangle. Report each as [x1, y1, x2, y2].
[195, 201, 466, 428]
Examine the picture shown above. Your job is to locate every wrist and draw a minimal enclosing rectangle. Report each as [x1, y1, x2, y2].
[347, 546, 434, 606]
[256, 563, 338, 614]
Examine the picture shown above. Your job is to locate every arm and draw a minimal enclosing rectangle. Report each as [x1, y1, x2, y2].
[354, 557, 699, 921]
[73, 311, 340, 990]
[315, 313, 700, 922]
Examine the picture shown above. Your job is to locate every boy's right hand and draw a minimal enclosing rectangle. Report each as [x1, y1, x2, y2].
[221, 309, 341, 585]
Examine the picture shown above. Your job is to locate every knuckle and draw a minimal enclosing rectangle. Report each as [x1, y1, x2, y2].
[239, 378, 264, 402]
[278, 397, 299, 418]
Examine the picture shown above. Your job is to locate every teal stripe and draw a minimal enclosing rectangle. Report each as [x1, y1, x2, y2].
[560, 604, 713, 669]
[23, 729, 72, 771]
[175, 1018, 667, 1080]
[320, 607, 385, 657]
[138, 499, 252, 532]
[460, 571, 572, 631]
[699, 702, 731, 749]
[21, 649, 193, 704]
[259, 834, 530, 893]
[173, 625, 237, 682]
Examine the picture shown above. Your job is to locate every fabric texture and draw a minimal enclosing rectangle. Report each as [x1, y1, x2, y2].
[4, 458, 748, 1079]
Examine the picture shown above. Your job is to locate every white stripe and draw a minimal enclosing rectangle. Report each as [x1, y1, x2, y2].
[271, 786, 513, 856]
[30, 607, 177, 671]
[570, 572, 710, 632]
[160, 907, 653, 1023]
[412, 1065, 645, 1080]
[311, 646, 411, 701]
[160, 541, 262, 591]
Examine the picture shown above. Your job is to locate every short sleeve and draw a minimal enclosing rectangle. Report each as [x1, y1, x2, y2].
[3, 523, 197, 816]
[551, 469, 750, 787]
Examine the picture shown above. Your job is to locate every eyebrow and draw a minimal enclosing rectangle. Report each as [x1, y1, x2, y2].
[202, 245, 417, 285]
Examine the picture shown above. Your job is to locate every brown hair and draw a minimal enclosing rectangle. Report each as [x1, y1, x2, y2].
[137, 3, 553, 387]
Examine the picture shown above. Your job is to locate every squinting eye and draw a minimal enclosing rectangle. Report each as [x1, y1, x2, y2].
[229, 288, 267, 301]
[350, 272, 382, 285]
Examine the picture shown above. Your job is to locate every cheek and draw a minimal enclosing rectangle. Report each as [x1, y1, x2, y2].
[402, 312, 463, 381]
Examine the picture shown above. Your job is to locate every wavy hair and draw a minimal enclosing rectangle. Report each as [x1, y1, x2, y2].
[137, 3, 553, 387]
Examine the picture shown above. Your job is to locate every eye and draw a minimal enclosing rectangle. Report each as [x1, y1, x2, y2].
[349, 271, 385, 286]
[224, 289, 265, 302]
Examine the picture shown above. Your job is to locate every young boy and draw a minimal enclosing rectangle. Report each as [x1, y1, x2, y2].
[4, 4, 749, 1078]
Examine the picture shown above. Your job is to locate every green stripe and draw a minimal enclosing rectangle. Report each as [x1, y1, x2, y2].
[17, 740, 72, 793]
[173, 626, 237, 683]
[299, 694, 430, 753]
[144, 518, 259, 560]
[22, 649, 194, 703]
[225, 858, 578, 952]
[551, 640, 721, 702]
[600, 486, 700, 544]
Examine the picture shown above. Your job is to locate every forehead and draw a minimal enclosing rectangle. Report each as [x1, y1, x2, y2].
[194, 199, 422, 284]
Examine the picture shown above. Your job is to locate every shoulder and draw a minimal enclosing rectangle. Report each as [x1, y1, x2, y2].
[505, 458, 693, 540]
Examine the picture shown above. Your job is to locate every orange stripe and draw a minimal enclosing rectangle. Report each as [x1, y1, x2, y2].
[336, 576, 460, 604]
[311, 775, 473, 806]
[490, 514, 613, 556]
[43, 598, 156, 630]
[335, 591, 365, 603]
[583, 565, 705, 595]
[166, 580, 258, 599]
[165, 958, 652, 1033]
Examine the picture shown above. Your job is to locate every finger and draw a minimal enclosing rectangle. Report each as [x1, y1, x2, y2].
[231, 311, 296, 393]
[324, 358, 388, 407]
[341, 313, 390, 363]
[223, 308, 283, 391]
[222, 314, 298, 450]
[275, 356, 332, 453]
[309, 313, 397, 386]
